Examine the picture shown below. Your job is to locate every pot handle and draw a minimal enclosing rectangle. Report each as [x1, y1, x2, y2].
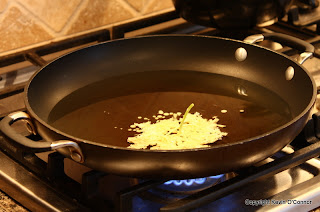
[244, 32, 314, 64]
[0, 111, 84, 163]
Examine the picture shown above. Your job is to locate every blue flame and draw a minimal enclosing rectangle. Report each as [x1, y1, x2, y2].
[164, 174, 224, 186]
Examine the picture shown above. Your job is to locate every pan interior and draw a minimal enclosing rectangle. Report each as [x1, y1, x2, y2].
[47, 70, 292, 148]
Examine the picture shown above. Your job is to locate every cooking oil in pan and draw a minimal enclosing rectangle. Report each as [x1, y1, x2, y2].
[48, 71, 293, 147]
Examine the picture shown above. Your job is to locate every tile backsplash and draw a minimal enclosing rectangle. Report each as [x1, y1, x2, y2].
[0, 0, 174, 55]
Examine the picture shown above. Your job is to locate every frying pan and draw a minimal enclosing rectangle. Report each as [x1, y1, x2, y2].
[0, 33, 316, 179]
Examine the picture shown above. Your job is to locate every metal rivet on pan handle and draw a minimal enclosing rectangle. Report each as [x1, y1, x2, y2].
[237, 86, 248, 96]
[9, 112, 37, 135]
[235, 47, 247, 62]
[285, 66, 295, 81]
[51, 140, 84, 163]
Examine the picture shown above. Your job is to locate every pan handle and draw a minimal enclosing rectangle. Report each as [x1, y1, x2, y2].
[0, 111, 84, 163]
[244, 33, 314, 64]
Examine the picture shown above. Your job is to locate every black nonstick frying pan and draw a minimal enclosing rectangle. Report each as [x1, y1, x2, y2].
[0, 33, 316, 179]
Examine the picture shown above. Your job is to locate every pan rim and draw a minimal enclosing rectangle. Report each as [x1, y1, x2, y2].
[24, 34, 317, 152]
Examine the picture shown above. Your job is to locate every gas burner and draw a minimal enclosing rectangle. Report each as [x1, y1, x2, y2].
[131, 174, 231, 210]
[161, 174, 227, 193]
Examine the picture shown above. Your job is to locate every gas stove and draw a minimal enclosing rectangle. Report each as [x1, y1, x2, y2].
[1, 6, 320, 212]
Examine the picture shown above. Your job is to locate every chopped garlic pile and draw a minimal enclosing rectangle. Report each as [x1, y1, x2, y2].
[127, 109, 227, 150]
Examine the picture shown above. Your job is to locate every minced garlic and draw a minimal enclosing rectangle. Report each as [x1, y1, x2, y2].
[127, 106, 227, 150]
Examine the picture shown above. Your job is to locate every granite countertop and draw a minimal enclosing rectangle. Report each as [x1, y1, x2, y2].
[0, 190, 27, 212]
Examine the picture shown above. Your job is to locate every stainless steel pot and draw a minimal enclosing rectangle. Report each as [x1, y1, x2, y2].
[173, 0, 293, 28]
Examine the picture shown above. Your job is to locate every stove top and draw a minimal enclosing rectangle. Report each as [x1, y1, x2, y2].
[1, 8, 320, 212]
